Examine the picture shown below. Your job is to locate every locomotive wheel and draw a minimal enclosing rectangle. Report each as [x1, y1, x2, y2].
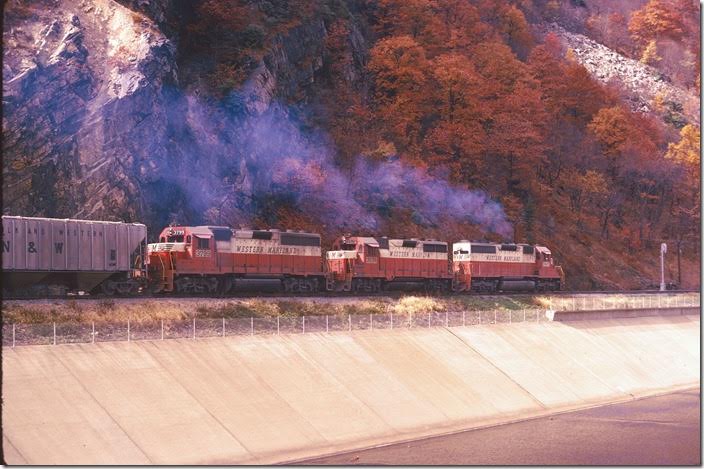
[101, 281, 117, 296]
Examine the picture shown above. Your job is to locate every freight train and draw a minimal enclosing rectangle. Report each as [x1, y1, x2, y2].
[2, 215, 564, 296]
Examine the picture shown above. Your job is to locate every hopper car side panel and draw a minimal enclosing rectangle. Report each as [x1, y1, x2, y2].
[2, 216, 147, 295]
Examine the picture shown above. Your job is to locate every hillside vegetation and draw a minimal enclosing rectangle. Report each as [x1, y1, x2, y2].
[2, 0, 700, 289]
[176, 0, 700, 289]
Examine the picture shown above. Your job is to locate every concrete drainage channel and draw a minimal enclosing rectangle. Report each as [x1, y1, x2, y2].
[2, 312, 700, 464]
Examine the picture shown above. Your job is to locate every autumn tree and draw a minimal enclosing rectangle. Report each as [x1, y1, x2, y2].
[368, 35, 431, 157]
[628, 0, 685, 47]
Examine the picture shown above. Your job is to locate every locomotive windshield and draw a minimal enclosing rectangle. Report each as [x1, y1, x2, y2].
[340, 243, 357, 251]
[166, 235, 184, 243]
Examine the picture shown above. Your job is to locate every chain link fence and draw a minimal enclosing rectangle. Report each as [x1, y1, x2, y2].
[3, 308, 549, 347]
[2, 293, 699, 347]
[549, 293, 700, 311]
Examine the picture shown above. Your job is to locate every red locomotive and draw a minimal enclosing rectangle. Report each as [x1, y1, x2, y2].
[325, 236, 452, 292]
[325, 236, 563, 293]
[148, 226, 323, 293]
[451, 241, 564, 292]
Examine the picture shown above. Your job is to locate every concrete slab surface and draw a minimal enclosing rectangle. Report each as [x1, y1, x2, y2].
[2, 315, 699, 464]
[299, 388, 701, 465]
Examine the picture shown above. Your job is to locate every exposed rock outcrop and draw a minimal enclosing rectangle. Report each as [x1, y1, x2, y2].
[3, 0, 177, 223]
[543, 23, 698, 127]
[3, 0, 369, 231]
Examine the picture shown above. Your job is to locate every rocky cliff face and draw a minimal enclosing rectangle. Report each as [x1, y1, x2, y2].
[3, 0, 177, 223]
[3, 0, 368, 233]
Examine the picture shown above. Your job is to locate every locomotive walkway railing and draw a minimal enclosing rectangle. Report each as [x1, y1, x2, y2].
[2, 292, 699, 347]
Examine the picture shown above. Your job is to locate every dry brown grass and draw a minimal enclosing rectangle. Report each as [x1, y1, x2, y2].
[4, 292, 694, 325]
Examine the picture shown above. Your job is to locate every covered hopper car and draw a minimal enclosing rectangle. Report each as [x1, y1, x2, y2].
[1, 215, 147, 295]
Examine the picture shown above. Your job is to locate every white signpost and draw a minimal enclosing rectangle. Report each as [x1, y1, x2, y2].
[660, 243, 667, 292]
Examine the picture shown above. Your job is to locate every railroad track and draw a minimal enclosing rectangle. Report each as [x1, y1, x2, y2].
[3, 289, 698, 302]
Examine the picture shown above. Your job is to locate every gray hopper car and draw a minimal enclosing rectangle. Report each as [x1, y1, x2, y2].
[1, 216, 147, 295]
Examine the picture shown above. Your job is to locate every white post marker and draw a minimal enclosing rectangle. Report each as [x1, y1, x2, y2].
[390, 313, 393, 330]
[277, 316, 280, 335]
[222, 317, 225, 337]
[428, 312, 431, 328]
[13, 324, 16, 348]
[348, 314, 351, 332]
[251, 316, 254, 336]
[326, 315, 329, 333]
[92, 322, 95, 344]
[193, 317, 196, 339]
[302, 316, 305, 334]
[161, 319, 164, 340]
[463, 311, 466, 327]
[660, 242, 667, 292]
[445, 311, 449, 327]
[370, 313, 373, 330]
[127, 320, 130, 343]
[53, 322, 56, 345]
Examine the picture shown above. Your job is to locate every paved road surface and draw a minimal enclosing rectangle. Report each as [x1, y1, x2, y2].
[298, 388, 701, 466]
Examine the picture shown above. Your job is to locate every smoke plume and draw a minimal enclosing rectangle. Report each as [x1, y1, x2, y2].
[152, 86, 513, 240]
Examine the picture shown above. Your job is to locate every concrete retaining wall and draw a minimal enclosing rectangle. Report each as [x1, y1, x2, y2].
[2, 314, 699, 465]
[550, 306, 699, 321]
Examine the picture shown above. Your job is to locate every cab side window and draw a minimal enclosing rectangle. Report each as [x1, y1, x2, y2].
[197, 238, 210, 249]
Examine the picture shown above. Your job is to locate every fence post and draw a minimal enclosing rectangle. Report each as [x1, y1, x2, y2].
[348, 314, 351, 332]
[390, 313, 393, 330]
[494, 309, 497, 324]
[53, 322, 56, 345]
[127, 320, 130, 343]
[13, 324, 16, 348]
[251, 316, 254, 336]
[161, 320, 164, 340]
[326, 315, 329, 333]
[428, 312, 431, 328]
[302, 316, 305, 334]
[523, 309, 526, 322]
[92, 322, 95, 344]
[277, 316, 280, 335]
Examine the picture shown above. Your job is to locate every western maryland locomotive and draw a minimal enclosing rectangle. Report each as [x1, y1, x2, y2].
[148, 225, 323, 294]
[325, 235, 563, 293]
[2, 215, 564, 295]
